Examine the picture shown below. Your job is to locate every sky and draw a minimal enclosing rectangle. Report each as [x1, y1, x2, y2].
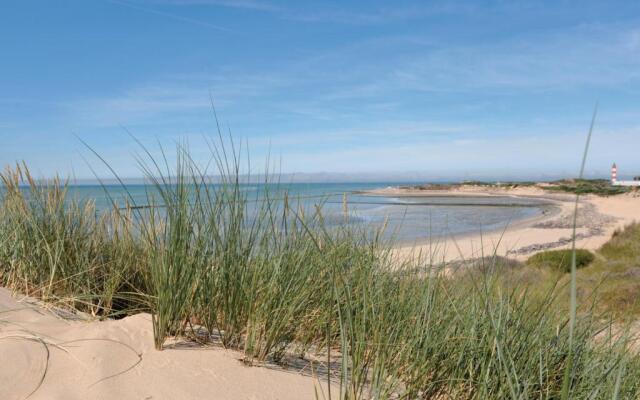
[1, 0, 640, 181]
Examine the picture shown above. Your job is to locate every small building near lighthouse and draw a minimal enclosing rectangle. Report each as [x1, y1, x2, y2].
[611, 163, 640, 187]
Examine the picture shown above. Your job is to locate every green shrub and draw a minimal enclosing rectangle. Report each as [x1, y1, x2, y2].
[546, 179, 629, 196]
[527, 249, 594, 273]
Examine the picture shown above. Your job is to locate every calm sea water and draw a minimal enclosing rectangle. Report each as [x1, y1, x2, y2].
[60, 182, 547, 245]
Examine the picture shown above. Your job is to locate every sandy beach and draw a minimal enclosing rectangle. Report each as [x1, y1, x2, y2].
[5, 2, 640, 397]
[1, 185, 638, 399]
[1, 186, 638, 399]
[365, 185, 640, 263]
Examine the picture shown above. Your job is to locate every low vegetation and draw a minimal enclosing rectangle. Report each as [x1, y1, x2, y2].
[515, 224, 640, 321]
[399, 181, 537, 191]
[401, 178, 634, 196]
[576, 223, 640, 319]
[545, 179, 631, 196]
[1, 143, 639, 399]
[527, 249, 595, 273]
[461, 180, 538, 187]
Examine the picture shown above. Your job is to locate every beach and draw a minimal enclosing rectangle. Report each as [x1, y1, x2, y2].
[6, 1, 640, 396]
[1, 182, 639, 399]
[364, 185, 640, 263]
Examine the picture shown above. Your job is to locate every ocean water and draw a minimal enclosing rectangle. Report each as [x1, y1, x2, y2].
[60, 182, 548, 245]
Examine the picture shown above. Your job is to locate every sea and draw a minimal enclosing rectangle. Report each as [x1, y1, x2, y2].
[60, 182, 548, 245]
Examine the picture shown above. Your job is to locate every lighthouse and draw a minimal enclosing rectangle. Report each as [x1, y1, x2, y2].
[610, 163, 640, 187]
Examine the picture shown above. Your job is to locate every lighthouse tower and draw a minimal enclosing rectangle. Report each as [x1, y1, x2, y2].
[610, 163, 640, 187]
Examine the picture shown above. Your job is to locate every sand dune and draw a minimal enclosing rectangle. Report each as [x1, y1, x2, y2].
[0, 288, 329, 400]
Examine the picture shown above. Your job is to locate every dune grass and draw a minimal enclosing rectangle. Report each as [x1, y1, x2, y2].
[490, 222, 640, 323]
[1, 141, 640, 398]
[0, 163, 148, 316]
[572, 223, 640, 320]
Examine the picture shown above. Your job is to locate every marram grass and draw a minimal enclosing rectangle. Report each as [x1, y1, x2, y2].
[1, 143, 639, 399]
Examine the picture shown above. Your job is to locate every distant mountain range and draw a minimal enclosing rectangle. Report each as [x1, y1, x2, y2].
[63, 170, 610, 186]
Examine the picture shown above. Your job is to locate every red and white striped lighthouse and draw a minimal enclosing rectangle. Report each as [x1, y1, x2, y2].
[611, 163, 618, 184]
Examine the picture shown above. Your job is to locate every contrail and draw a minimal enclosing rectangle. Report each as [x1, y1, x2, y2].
[106, 0, 232, 32]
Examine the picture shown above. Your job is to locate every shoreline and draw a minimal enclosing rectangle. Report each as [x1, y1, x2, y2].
[361, 185, 640, 262]
[1, 183, 638, 398]
[386, 200, 563, 250]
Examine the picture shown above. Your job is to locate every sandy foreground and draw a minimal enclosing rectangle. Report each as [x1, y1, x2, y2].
[368, 185, 640, 263]
[0, 287, 331, 400]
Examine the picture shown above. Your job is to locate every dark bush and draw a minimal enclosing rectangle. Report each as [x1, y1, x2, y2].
[527, 249, 595, 273]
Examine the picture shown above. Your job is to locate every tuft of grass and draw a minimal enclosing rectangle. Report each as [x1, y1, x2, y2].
[527, 249, 595, 273]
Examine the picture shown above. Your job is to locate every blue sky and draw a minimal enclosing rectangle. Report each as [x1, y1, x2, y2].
[2, 0, 640, 180]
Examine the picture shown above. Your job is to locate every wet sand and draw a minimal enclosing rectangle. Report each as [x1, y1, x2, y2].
[365, 185, 640, 262]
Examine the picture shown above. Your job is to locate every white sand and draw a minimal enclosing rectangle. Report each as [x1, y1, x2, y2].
[0, 288, 331, 400]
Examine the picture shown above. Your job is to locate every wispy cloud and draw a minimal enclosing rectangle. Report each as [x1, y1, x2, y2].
[6, 1, 640, 179]
[395, 26, 640, 92]
[279, 2, 477, 25]
[61, 20, 640, 138]
[64, 85, 211, 128]
[312, 24, 640, 100]
[107, 0, 232, 31]
[139, 0, 475, 24]
[135, 0, 279, 11]
[274, 127, 640, 176]
[61, 70, 300, 128]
